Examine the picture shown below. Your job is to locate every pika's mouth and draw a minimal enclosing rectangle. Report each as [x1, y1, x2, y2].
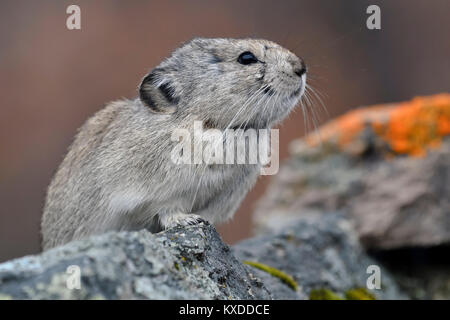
[263, 84, 304, 100]
[230, 123, 260, 131]
[204, 119, 261, 131]
[263, 86, 276, 97]
[205, 82, 304, 132]
[290, 86, 302, 98]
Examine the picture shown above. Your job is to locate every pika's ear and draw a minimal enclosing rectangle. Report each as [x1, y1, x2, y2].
[139, 69, 178, 114]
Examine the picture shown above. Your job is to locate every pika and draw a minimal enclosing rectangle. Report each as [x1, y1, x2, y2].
[41, 38, 307, 250]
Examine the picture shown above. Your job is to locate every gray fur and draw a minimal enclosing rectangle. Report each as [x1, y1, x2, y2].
[41, 38, 306, 250]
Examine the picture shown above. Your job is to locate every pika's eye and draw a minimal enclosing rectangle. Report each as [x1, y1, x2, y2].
[237, 51, 258, 65]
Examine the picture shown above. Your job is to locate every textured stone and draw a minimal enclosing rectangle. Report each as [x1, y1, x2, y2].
[234, 212, 405, 299]
[254, 139, 450, 249]
[0, 223, 271, 299]
[0, 216, 407, 300]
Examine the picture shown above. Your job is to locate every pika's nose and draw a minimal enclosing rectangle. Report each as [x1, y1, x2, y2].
[294, 61, 307, 78]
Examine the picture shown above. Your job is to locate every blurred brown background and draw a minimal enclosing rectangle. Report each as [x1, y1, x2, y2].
[0, 0, 449, 262]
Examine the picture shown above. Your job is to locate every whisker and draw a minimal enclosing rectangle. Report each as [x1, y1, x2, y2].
[306, 83, 329, 117]
[299, 99, 308, 136]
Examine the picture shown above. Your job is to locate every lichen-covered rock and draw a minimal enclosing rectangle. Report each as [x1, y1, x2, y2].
[254, 94, 450, 250]
[0, 217, 407, 300]
[234, 212, 406, 299]
[303, 94, 450, 157]
[0, 224, 271, 299]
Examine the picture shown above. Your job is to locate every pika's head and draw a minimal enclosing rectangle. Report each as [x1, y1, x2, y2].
[139, 38, 306, 129]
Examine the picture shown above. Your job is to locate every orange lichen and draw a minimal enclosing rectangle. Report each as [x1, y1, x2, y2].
[305, 94, 450, 157]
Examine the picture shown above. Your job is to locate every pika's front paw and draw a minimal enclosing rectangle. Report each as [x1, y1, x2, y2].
[160, 212, 208, 230]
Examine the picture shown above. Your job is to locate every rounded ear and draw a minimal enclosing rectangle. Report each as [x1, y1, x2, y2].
[139, 69, 178, 114]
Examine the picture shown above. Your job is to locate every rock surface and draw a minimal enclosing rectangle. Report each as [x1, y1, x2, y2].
[0, 216, 405, 300]
[254, 94, 450, 250]
[254, 139, 450, 250]
[0, 224, 271, 299]
[234, 212, 405, 299]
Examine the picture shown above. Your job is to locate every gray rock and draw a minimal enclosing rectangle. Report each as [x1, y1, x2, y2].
[0, 223, 271, 299]
[0, 216, 407, 300]
[234, 212, 406, 299]
[254, 139, 450, 250]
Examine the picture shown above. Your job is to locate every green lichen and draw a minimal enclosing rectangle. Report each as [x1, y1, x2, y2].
[345, 288, 376, 300]
[309, 288, 343, 300]
[309, 287, 377, 300]
[242, 260, 297, 291]
[174, 262, 180, 271]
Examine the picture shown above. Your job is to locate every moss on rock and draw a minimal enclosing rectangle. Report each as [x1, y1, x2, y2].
[309, 288, 343, 300]
[242, 260, 298, 291]
[309, 287, 377, 300]
[345, 288, 376, 300]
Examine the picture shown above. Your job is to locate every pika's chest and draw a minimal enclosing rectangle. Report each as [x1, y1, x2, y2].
[174, 163, 259, 196]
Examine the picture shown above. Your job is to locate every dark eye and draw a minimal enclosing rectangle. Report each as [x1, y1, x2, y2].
[237, 51, 258, 65]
